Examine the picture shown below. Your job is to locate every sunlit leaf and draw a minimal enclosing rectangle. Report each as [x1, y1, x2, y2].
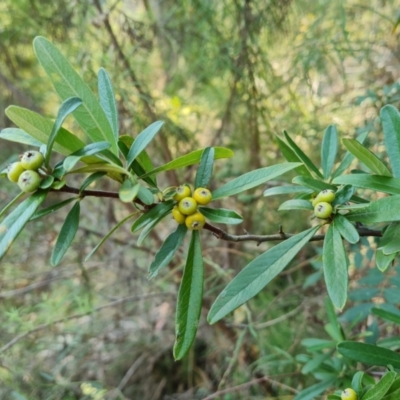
[199, 207, 243, 225]
[63, 141, 111, 171]
[278, 199, 313, 211]
[321, 125, 338, 179]
[263, 185, 313, 197]
[0, 128, 43, 148]
[119, 179, 140, 203]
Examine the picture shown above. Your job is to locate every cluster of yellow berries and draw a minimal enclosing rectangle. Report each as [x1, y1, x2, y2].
[6, 150, 44, 192]
[311, 189, 335, 219]
[172, 185, 212, 230]
[341, 388, 357, 400]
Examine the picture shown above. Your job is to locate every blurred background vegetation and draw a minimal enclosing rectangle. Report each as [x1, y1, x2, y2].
[1, 0, 400, 399]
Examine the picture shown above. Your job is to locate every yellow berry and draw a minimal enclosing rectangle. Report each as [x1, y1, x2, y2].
[193, 187, 212, 205]
[172, 206, 186, 224]
[20, 150, 44, 171]
[185, 211, 206, 230]
[173, 185, 192, 201]
[178, 197, 198, 215]
[314, 202, 333, 219]
[317, 189, 335, 203]
[7, 162, 26, 183]
[341, 388, 357, 400]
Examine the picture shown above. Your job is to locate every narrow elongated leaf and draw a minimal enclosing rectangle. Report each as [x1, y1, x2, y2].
[98, 68, 118, 141]
[276, 135, 312, 177]
[362, 371, 396, 400]
[278, 199, 313, 211]
[51, 202, 80, 266]
[208, 226, 319, 324]
[30, 198, 76, 220]
[0, 128, 43, 147]
[85, 213, 137, 261]
[212, 163, 301, 200]
[5, 106, 85, 155]
[293, 378, 336, 400]
[283, 131, 324, 178]
[381, 105, 400, 178]
[0, 191, 47, 261]
[194, 147, 214, 189]
[321, 125, 338, 179]
[264, 185, 313, 197]
[337, 341, 400, 368]
[137, 210, 170, 245]
[140, 147, 234, 177]
[131, 201, 174, 233]
[63, 141, 111, 171]
[174, 231, 204, 360]
[333, 214, 359, 244]
[382, 388, 400, 400]
[325, 297, 344, 342]
[342, 138, 392, 176]
[331, 184, 356, 206]
[323, 224, 348, 310]
[375, 249, 396, 272]
[126, 121, 164, 168]
[351, 371, 364, 396]
[372, 308, 400, 325]
[33, 37, 118, 154]
[292, 176, 336, 192]
[199, 207, 243, 225]
[332, 131, 369, 179]
[347, 195, 400, 224]
[45, 97, 82, 167]
[79, 172, 107, 192]
[148, 224, 187, 279]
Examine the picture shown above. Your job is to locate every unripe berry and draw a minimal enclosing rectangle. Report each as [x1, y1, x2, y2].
[314, 202, 333, 219]
[20, 150, 44, 171]
[185, 211, 206, 230]
[7, 162, 26, 183]
[193, 187, 212, 205]
[178, 197, 198, 215]
[341, 388, 357, 400]
[172, 206, 186, 224]
[18, 170, 41, 192]
[316, 189, 335, 203]
[173, 185, 192, 202]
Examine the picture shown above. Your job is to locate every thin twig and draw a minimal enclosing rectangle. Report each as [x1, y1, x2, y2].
[0, 292, 175, 354]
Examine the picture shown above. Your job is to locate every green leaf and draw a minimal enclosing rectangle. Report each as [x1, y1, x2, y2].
[292, 176, 336, 192]
[119, 179, 140, 203]
[321, 125, 338, 179]
[333, 214, 359, 244]
[331, 185, 356, 206]
[380, 105, 400, 178]
[263, 185, 313, 197]
[276, 135, 312, 177]
[0, 191, 47, 261]
[337, 341, 400, 368]
[174, 231, 204, 360]
[360, 371, 396, 400]
[85, 213, 137, 261]
[148, 224, 187, 279]
[140, 147, 234, 178]
[199, 207, 243, 225]
[98, 68, 118, 141]
[342, 138, 392, 177]
[0, 192, 25, 220]
[212, 163, 301, 200]
[323, 224, 348, 310]
[63, 141, 111, 171]
[45, 97, 82, 167]
[208, 226, 319, 324]
[333, 174, 400, 195]
[325, 297, 344, 342]
[283, 130, 324, 178]
[293, 378, 336, 400]
[126, 121, 164, 168]
[33, 36, 118, 155]
[382, 388, 400, 400]
[131, 201, 174, 233]
[5, 106, 86, 155]
[351, 371, 364, 396]
[136, 185, 155, 205]
[79, 172, 107, 192]
[0, 128, 43, 147]
[39, 176, 54, 189]
[30, 198, 76, 220]
[347, 195, 400, 224]
[332, 131, 369, 179]
[51, 202, 80, 266]
[375, 249, 396, 272]
[137, 209, 171, 245]
[379, 223, 400, 255]
[278, 199, 313, 211]
[194, 147, 214, 189]
[371, 308, 400, 325]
